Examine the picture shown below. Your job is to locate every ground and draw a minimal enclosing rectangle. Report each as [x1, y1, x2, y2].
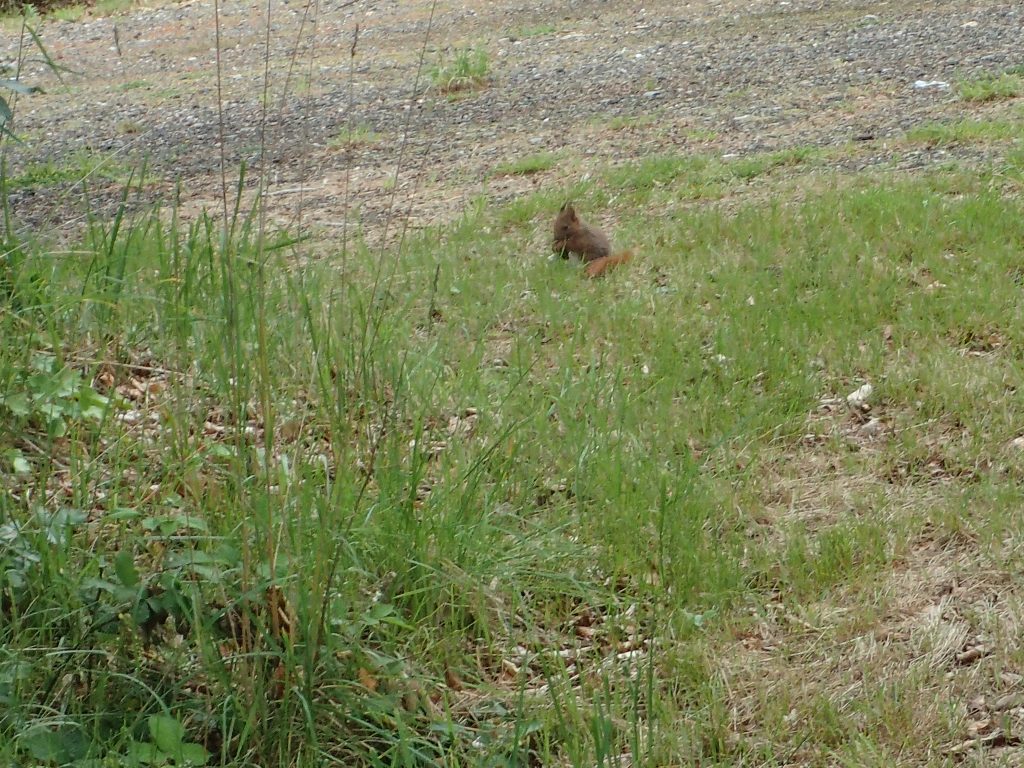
[3, 0, 1021, 244]
[3, 1, 1024, 765]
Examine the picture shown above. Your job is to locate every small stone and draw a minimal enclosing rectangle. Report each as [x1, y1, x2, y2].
[859, 417, 884, 437]
[912, 80, 950, 90]
[847, 383, 873, 409]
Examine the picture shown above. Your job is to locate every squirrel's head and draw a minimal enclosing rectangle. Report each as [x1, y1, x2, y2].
[554, 203, 578, 239]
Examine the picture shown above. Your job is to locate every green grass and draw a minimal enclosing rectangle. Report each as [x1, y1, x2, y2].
[430, 47, 490, 94]
[724, 146, 820, 179]
[7, 149, 127, 188]
[3, 144, 1024, 766]
[45, 0, 132, 21]
[327, 123, 383, 150]
[603, 113, 659, 131]
[683, 127, 719, 142]
[492, 151, 558, 176]
[116, 120, 142, 135]
[596, 146, 826, 207]
[510, 23, 555, 38]
[956, 69, 1024, 102]
[905, 115, 1023, 146]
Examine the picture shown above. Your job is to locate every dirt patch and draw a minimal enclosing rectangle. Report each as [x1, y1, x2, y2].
[2, 0, 1022, 245]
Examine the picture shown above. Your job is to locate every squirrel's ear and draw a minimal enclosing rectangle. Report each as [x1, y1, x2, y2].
[563, 202, 576, 218]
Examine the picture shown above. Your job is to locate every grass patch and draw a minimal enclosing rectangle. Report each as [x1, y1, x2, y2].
[492, 151, 558, 176]
[600, 146, 825, 205]
[430, 46, 490, 94]
[7, 148, 127, 188]
[3, 146, 1024, 765]
[600, 117, 717, 142]
[47, 3, 86, 21]
[327, 122, 383, 150]
[956, 69, 1024, 102]
[44, 0, 132, 21]
[116, 79, 151, 92]
[604, 113, 659, 131]
[116, 120, 142, 135]
[510, 23, 555, 39]
[683, 127, 719, 142]
[724, 146, 820, 179]
[905, 116, 1022, 146]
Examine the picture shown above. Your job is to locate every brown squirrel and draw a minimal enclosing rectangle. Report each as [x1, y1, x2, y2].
[551, 203, 633, 278]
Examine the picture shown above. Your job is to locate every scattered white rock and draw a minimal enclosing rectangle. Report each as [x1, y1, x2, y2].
[1010, 436, 1024, 451]
[913, 80, 950, 91]
[847, 383, 873, 411]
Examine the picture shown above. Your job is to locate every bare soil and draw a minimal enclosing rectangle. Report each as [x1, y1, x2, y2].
[2, 0, 1022, 245]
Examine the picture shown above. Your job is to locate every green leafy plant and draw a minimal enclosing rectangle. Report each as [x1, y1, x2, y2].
[1, 507, 87, 619]
[0, 353, 111, 439]
[119, 715, 210, 766]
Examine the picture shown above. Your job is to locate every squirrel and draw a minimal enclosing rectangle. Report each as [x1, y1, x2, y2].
[551, 203, 633, 278]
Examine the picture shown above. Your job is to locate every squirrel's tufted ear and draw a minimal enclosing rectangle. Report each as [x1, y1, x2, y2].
[561, 202, 576, 218]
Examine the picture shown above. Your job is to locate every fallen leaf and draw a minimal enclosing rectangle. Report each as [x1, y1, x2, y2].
[357, 667, 378, 692]
[444, 668, 464, 691]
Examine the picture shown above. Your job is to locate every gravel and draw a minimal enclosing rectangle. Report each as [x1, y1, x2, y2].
[2, 0, 1021, 242]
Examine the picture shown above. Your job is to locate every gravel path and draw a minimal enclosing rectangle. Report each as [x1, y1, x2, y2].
[2, 0, 1022, 243]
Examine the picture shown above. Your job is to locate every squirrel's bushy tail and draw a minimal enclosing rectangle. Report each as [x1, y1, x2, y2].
[584, 250, 633, 278]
